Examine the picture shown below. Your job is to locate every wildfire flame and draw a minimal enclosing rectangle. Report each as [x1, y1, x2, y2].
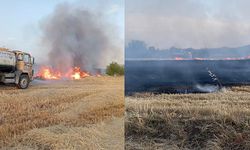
[35, 66, 91, 80]
[70, 67, 90, 80]
[72, 72, 81, 80]
[175, 57, 184, 60]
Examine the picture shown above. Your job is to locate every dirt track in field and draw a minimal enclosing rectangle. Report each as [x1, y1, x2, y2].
[0, 76, 124, 149]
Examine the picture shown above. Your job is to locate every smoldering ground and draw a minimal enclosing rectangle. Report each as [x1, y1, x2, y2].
[125, 59, 250, 94]
[41, 3, 122, 74]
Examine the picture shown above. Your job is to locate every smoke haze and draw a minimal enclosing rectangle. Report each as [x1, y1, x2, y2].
[126, 0, 250, 49]
[41, 2, 123, 73]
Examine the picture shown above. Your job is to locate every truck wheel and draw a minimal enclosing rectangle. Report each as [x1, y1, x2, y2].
[17, 74, 30, 89]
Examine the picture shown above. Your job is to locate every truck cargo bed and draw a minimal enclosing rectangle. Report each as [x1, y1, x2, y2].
[0, 50, 16, 72]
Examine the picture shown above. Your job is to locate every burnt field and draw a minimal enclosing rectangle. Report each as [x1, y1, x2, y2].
[125, 86, 250, 150]
[125, 59, 250, 94]
[0, 76, 124, 150]
[125, 59, 250, 149]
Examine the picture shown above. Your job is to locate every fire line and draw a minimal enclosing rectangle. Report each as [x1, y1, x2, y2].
[35, 66, 90, 80]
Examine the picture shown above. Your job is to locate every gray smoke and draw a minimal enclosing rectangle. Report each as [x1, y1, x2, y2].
[195, 84, 220, 93]
[126, 0, 250, 49]
[41, 3, 121, 73]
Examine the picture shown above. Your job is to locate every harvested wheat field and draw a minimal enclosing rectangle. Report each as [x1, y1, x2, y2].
[0, 76, 124, 150]
[125, 87, 250, 150]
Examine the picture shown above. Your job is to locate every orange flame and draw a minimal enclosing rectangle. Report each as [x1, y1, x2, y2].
[175, 57, 184, 60]
[72, 72, 81, 80]
[36, 66, 61, 80]
[36, 66, 92, 80]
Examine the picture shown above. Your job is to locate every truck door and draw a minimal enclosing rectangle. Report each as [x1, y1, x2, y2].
[23, 54, 33, 77]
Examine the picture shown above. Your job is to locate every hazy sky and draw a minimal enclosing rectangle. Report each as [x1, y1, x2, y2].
[126, 0, 250, 49]
[0, 0, 124, 63]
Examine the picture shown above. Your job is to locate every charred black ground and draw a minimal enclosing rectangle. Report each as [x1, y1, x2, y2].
[125, 59, 250, 94]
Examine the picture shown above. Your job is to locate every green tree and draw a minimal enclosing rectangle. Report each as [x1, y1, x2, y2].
[106, 62, 124, 76]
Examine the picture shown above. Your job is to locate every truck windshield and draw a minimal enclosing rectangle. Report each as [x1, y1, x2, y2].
[17, 54, 23, 61]
[23, 54, 31, 64]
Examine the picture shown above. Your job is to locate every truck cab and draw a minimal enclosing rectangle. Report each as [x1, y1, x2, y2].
[14, 51, 35, 88]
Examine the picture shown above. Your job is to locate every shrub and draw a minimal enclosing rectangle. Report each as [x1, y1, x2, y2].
[106, 62, 124, 76]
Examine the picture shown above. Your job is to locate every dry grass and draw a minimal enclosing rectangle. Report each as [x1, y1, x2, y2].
[125, 86, 250, 150]
[0, 76, 124, 149]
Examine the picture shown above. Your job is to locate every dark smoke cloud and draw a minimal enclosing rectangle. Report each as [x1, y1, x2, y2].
[41, 3, 122, 73]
